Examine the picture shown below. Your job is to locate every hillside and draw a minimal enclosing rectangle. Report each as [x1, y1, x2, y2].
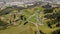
[0, 2, 60, 34]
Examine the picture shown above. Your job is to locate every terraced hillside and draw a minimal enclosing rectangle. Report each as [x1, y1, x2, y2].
[0, 4, 60, 34]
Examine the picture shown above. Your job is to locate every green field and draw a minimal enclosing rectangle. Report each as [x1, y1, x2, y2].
[0, 6, 60, 34]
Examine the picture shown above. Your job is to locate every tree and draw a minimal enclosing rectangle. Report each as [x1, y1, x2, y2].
[51, 29, 60, 34]
[44, 7, 60, 28]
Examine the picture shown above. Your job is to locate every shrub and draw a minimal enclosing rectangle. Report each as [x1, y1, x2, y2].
[51, 29, 60, 34]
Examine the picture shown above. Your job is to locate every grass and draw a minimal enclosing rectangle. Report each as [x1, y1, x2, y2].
[0, 22, 34, 34]
[0, 6, 60, 34]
